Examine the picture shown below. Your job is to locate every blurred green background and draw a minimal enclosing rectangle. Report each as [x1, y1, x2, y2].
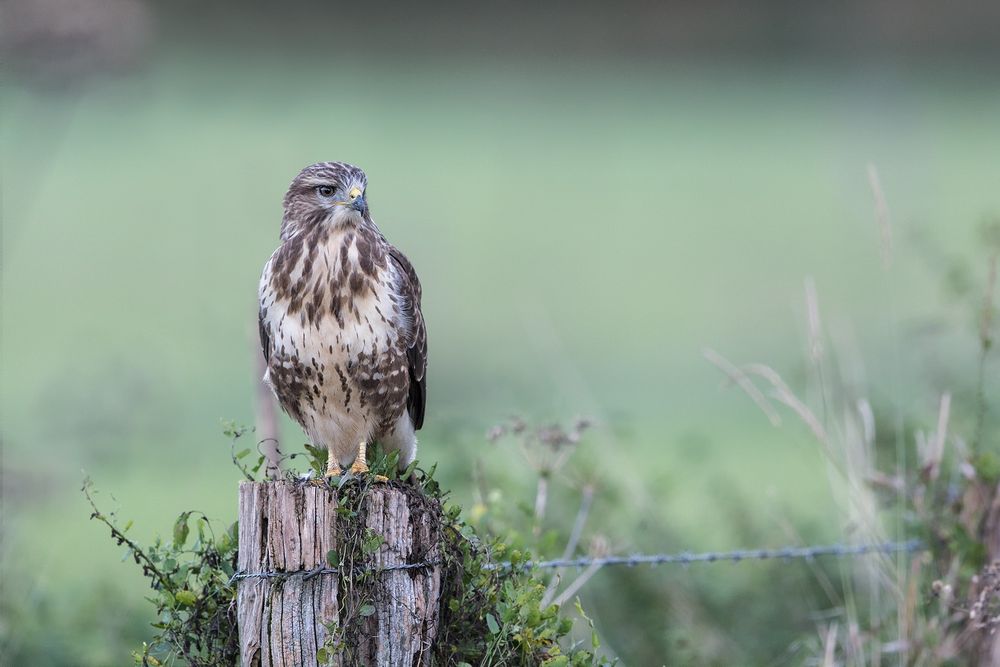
[2, 1, 999, 664]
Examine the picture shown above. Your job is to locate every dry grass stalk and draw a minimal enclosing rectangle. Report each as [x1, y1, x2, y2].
[702, 348, 781, 426]
[743, 363, 829, 446]
[980, 252, 997, 349]
[542, 484, 596, 606]
[822, 622, 838, 667]
[805, 276, 824, 364]
[551, 537, 609, 608]
[974, 251, 997, 451]
[867, 163, 893, 271]
[918, 393, 951, 483]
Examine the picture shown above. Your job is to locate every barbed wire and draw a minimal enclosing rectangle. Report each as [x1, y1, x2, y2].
[490, 539, 925, 571]
[229, 560, 435, 584]
[229, 540, 924, 584]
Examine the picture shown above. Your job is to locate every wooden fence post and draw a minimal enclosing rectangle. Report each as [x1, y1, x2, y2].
[236, 480, 443, 666]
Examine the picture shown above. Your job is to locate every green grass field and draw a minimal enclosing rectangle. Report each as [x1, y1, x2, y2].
[2, 51, 998, 664]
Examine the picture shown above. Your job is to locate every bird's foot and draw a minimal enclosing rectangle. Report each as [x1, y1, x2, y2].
[318, 444, 387, 484]
[347, 459, 388, 482]
[350, 442, 387, 482]
[324, 449, 342, 479]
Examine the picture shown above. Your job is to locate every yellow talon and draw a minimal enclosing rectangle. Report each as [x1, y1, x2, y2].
[350, 442, 387, 482]
[320, 443, 386, 481]
[325, 449, 342, 478]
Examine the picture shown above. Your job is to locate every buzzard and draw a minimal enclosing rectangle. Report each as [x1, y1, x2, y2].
[258, 162, 427, 477]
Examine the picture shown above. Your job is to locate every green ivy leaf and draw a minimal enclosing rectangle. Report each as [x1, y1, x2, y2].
[362, 532, 385, 555]
[304, 444, 327, 476]
[359, 604, 376, 617]
[173, 512, 190, 547]
[326, 550, 339, 567]
[175, 590, 197, 606]
[486, 613, 500, 635]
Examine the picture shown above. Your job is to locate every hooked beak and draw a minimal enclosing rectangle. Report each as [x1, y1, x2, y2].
[348, 186, 366, 213]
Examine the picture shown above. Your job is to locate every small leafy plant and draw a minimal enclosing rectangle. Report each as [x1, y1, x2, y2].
[88, 424, 612, 665]
[83, 479, 238, 666]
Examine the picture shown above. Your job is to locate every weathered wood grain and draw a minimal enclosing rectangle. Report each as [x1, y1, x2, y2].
[236, 481, 442, 666]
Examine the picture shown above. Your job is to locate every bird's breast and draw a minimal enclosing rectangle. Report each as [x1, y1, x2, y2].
[261, 228, 404, 364]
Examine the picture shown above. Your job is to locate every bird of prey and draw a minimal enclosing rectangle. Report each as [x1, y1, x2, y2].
[258, 162, 427, 477]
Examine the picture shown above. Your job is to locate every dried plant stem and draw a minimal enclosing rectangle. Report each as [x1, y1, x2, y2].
[921, 393, 951, 482]
[702, 348, 781, 426]
[743, 364, 830, 448]
[542, 484, 595, 606]
[534, 473, 550, 533]
[973, 253, 997, 453]
[770, 512, 842, 608]
[552, 561, 603, 609]
[822, 622, 838, 667]
[867, 163, 893, 271]
[83, 479, 174, 593]
[563, 485, 595, 563]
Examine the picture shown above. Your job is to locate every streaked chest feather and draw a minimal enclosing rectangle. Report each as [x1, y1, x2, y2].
[260, 227, 405, 370]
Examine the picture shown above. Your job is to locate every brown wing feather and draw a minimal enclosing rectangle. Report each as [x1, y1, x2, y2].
[258, 258, 275, 365]
[258, 307, 272, 364]
[388, 245, 427, 430]
[258, 268, 272, 364]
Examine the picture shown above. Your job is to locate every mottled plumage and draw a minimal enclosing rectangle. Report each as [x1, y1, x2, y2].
[258, 162, 427, 474]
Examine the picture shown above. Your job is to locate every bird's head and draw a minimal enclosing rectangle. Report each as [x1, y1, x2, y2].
[280, 161, 369, 238]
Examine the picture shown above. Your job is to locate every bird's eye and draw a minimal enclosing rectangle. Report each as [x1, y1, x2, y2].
[316, 186, 335, 197]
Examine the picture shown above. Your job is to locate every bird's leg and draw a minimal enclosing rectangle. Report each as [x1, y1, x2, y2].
[325, 448, 342, 478]
[348, 441, 369, 475]
[349, 441, 387, 481]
